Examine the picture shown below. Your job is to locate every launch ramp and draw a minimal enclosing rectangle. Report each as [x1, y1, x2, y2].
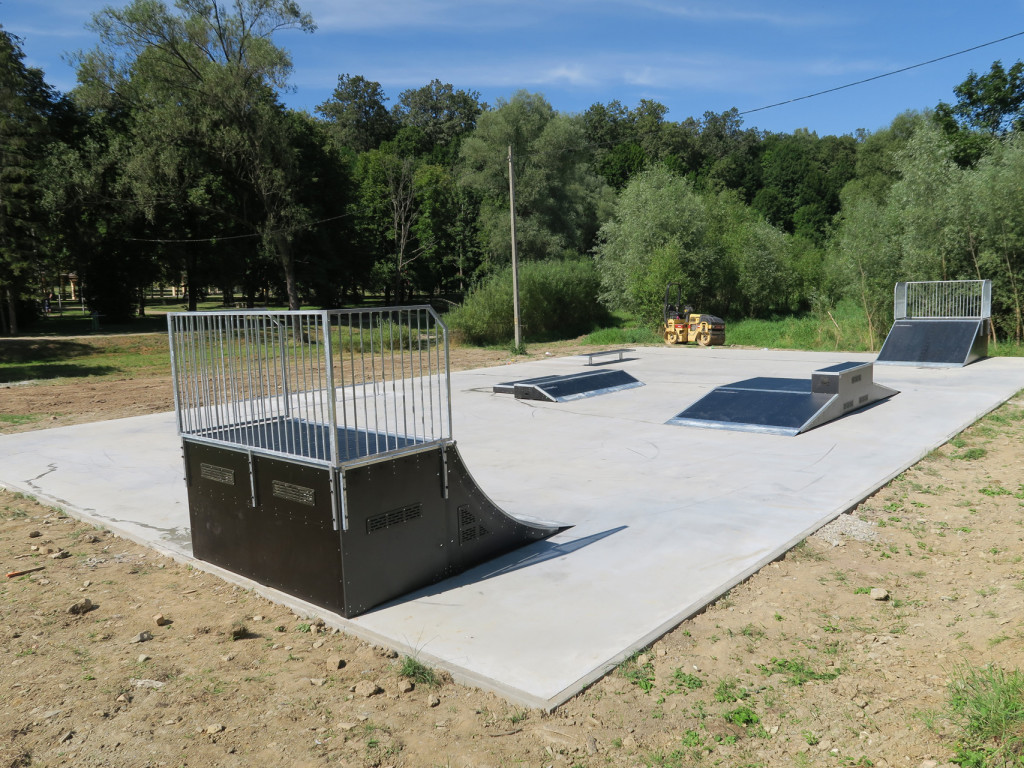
[493, 369, 643, 402]
[877, 280, 991, 367]
[667, 360, 898, 436]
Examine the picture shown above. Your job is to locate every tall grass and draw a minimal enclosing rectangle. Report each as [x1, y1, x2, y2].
[946, 663, 1024, 767]
[725, 300, 876, 352]
[446, 260, 610, 346]
[582, 310, 662, 346]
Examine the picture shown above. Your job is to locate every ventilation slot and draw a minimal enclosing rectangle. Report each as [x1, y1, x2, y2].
[200, 463, 235, 486]
[366, 503, 423, 534]
[272, 480, 315, 506]
[458, 506, 489, 544]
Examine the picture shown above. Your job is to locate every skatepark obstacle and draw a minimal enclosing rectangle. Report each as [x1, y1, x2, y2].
[493, 369, 644, 402]
[168, 307, 564, 618]
[877, 280, 991, 367]
[667, 360, 898, 436]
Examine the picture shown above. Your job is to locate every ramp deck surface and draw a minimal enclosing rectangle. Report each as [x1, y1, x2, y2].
[667, 378, 832, 434]
[877, 318, 985, 366]
[2, 347, 1022, 709]
[666, 361, 898, 435]
[495, 368, 643, 401]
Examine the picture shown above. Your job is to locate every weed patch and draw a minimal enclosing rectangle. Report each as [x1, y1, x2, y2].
[399, 656, 440, 687]
[946, 663, 1024, 767]
[757, 657, 841, 686]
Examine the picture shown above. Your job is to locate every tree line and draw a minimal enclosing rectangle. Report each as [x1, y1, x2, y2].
[2, 0, 1023, 344]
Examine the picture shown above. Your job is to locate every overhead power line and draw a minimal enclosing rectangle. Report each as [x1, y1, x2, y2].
[124, 212, 351, 244]
[739, 30, 1024, 116]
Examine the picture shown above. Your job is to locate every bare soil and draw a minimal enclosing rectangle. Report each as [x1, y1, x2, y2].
[2, 342, 1023, 768]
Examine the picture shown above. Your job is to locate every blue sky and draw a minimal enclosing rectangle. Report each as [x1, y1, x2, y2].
[5, 0, 1024, 137]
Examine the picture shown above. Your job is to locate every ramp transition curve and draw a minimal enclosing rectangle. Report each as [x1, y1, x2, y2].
[184, 439, 567, 618]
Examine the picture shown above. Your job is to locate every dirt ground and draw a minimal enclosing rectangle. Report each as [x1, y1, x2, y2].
[2, 343, 1023, 768]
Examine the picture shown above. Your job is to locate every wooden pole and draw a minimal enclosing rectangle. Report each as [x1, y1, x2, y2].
[508, 145, 522, 350]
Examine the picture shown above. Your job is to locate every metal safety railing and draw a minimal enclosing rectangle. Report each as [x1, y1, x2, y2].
[894, 280, 991, 320]
[168, 307, 452, 468]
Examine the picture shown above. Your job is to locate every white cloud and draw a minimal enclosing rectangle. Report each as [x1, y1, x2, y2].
[620, 0, 842, 27]
[300, 0, 537, 31]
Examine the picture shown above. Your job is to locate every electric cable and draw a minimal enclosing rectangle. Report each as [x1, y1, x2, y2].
[739, 30, 1024, 116]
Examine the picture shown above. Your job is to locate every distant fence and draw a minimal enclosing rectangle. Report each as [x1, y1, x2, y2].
[894, 280, 991, 320]
[167, 307, 452, 468]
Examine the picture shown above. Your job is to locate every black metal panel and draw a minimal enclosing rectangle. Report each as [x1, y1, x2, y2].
[252, 455, 343, 612]
[338, 444, 567, 617]
[185, 441, 254, 562]
[185, 439, 567, 619]
[492, 375, 563, 395]
[339, 449, 451, 617]
[443, 445, 566, 573]
[184, 441, 344, 613]
[877, 319, 985, 367]
[719, 377, 810, 394]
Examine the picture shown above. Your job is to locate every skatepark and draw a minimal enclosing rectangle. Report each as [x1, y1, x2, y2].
[0, 283, 1019, 709]
[3, 295, 1023, 710]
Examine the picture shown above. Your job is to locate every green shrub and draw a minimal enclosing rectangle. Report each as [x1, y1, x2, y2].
[447, 259, 610, 345]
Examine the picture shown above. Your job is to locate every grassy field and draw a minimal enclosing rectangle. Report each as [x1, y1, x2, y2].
[0, 334, 170, 384]
[586, 301, 1024, 357]
[7, 299, 1024, 388]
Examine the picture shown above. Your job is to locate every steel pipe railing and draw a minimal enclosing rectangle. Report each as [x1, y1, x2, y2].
[168, 307, 452, 468]
[894, 280, 991, 320]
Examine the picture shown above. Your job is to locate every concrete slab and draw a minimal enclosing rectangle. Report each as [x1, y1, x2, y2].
[2, 346, 1022, 709]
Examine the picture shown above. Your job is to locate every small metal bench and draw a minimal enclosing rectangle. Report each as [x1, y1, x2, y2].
[584, 348, 633, 366]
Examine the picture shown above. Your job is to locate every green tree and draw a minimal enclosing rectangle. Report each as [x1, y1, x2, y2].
[358, 145, 418, 302]
[829, 122, 986, 346]
[393, 80, 482, 160]
[826, 192, 901, 348]
[935, 60, 1024, 166]
[316, 73, 396, 153]
[690, 109, 765, 199]
[593, 165, 711, 324]
[76, 0, 317, 310]
[286, 110, 361, 307]
[843, 111, 924, 206]
[459, 91, 609, 271]
[753, 130, 856, 245]
[938, 60, 1024, 135]
[961, 136, 1024, 341]
[410, 163, 466, 295]
[0, 27, 59, 334]
[595, 165, 794, 324]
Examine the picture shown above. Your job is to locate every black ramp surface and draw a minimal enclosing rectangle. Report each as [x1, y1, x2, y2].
[497, 369, 643, 402]
[877, 319, 983, 366]
[492, 375, 562, 395]
[667, 362, 897, 436]
[722, 377, 811, 393]
[670, 386, 833, 435]
[198, 416, 423, 461]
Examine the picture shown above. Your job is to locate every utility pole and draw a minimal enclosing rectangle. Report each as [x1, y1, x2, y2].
[508, 144, 522, 350]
